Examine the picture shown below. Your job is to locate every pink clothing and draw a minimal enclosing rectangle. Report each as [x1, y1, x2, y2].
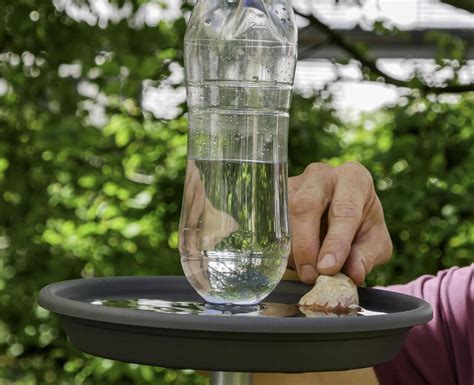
[375, 264, 474, 385]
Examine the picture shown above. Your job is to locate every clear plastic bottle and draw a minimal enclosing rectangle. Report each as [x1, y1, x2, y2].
[179, 0, 297, 305]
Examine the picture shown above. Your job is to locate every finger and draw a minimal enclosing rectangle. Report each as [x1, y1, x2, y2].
[352, 194, 385, 240]
[343, 224, 392, 285]
[288, 174, 303, 193]
[287, 176, 300, 270]
[317, 162, 373, 275]
[187, 166, 207, 226]
[287, 176, 302, 264]
[289, 163, 334, 284]
[182, 165, 207, 259]
[180, 164, 210, 292]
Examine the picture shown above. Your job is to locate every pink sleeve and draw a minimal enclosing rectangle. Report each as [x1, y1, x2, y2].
[374, 264, 474, 385]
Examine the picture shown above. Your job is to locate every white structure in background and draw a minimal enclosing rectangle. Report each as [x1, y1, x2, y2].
[47, 0, 474, 122]
[293, 0, 474, 120]
[294, 0, 474, 29]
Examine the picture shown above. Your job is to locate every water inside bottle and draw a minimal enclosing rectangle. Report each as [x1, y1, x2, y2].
[180, 158, 290, 305]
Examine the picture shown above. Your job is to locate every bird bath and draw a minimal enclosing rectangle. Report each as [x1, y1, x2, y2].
[39, 276, 432, 385]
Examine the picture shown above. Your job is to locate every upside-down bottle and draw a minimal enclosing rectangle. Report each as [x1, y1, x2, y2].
[179, 0, 297, 305]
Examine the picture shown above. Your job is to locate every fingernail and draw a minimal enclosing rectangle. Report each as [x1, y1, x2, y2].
[299, 264, 317, 283]
[318, 254, 336, 270]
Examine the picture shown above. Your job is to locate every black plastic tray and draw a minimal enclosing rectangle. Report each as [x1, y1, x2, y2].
[39, 276, 432, 373]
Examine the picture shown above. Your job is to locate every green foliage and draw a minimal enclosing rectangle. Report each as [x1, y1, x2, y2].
[1, 0, 194, 383]
[0, 1, 473, 384]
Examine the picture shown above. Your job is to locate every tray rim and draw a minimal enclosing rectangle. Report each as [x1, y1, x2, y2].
[38, 275, 432, 334]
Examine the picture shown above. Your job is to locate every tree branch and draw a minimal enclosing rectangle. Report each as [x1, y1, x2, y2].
[295, 10, 474, 94]
[439, 0, 474, 14]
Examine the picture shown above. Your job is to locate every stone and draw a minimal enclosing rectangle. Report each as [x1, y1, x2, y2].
[298, 273, 360, 316]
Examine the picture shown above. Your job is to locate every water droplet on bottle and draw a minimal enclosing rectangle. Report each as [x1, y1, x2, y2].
[275, 10, 279, 14]
[252, 76, 259, 81]
[282, 7, 286, 11]
[204, 19, 211, 26]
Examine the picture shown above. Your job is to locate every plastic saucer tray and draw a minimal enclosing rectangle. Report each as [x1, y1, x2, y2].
[39, 276, 432, 373]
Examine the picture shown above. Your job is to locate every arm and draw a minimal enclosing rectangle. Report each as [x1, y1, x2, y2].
[375, 264, 474, 385]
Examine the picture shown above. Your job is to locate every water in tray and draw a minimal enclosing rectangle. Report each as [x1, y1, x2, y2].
[90, 299, 387, 317]
[91, 299, 299, 317]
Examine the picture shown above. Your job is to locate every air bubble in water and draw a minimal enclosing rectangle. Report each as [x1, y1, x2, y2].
[204, 19, 211, 26]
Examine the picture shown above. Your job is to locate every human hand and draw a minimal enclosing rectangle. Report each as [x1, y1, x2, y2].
[288, 162, 392, 285]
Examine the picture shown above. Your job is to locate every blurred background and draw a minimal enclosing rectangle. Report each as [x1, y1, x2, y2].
[0, 0, 473, 383]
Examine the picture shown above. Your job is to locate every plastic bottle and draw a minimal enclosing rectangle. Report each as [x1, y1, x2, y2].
[179, 0, 297, 305]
